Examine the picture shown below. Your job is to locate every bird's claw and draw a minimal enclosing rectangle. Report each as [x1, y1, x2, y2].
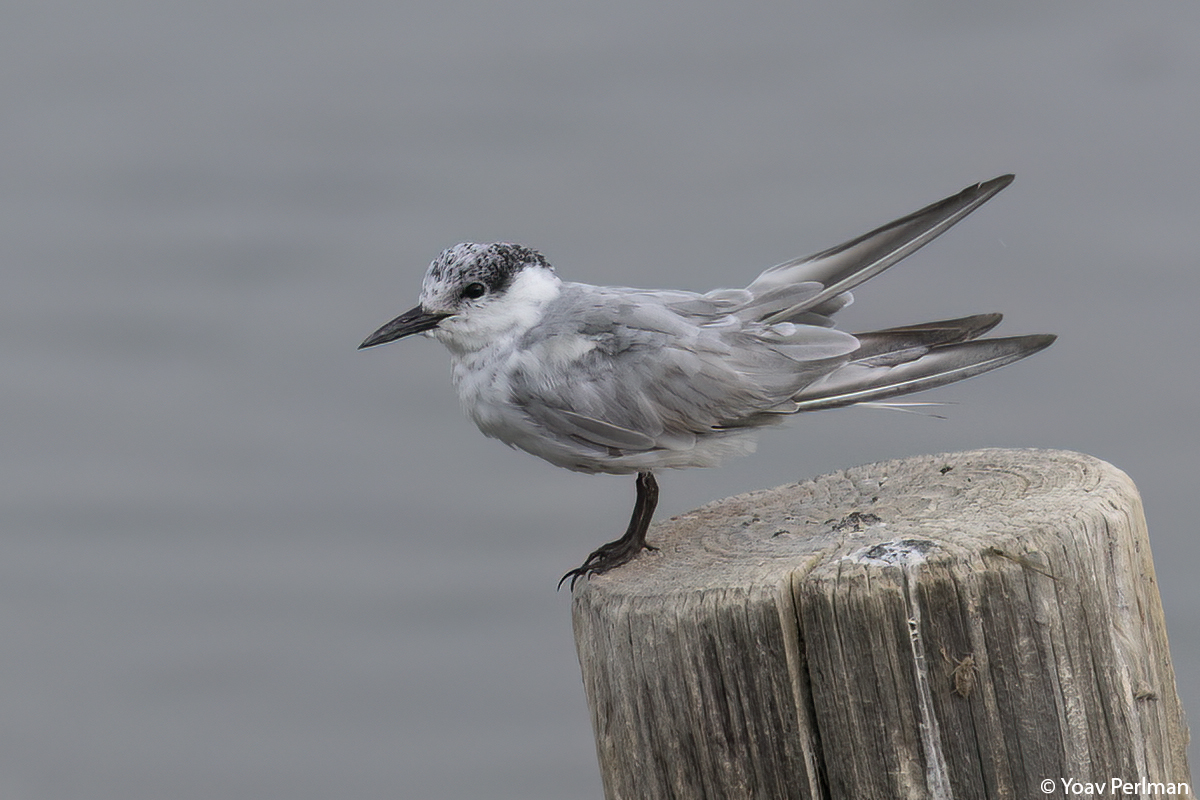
[558, 540, 657, 590]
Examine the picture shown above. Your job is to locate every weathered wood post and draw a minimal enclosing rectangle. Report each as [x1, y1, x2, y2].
[572, 448, 1192, 799]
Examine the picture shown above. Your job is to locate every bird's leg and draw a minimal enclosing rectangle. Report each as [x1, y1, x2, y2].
[559, 472, 660, 590]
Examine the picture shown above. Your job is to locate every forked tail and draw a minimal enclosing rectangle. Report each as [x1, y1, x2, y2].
[791, 314, 1055, 411]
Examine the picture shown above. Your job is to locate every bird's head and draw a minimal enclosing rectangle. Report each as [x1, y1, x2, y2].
[359, 242, 560, 353]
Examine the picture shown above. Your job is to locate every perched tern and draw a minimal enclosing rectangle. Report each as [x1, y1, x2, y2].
[359, 175, 1054, 587]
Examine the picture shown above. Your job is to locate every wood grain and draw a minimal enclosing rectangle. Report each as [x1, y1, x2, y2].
[572, 448, 1192, 799]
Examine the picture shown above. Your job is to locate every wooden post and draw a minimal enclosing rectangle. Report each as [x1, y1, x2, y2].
[572, 448, 1192, 799]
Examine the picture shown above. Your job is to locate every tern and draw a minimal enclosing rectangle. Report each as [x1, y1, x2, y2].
[359, 175, 1054, 587]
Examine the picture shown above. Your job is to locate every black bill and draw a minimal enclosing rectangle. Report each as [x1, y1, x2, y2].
[358, 305, 450, 349]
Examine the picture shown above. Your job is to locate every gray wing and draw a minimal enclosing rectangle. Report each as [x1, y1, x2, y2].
[792, 329, 1056, 411]
[739, 175, 1015, 325]
[503, 176, 1032, 458]
[509, 285, 859, 455]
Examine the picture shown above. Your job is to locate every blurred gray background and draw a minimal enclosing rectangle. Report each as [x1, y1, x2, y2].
[4, 1, 1198, 797]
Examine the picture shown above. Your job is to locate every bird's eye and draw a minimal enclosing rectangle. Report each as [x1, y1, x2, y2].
[461, 282, 487, 300]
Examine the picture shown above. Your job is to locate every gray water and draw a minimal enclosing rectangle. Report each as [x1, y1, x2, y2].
[5, 1, 1199, 797]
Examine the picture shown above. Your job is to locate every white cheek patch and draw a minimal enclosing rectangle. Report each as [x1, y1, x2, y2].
[432, 266, 563, 353]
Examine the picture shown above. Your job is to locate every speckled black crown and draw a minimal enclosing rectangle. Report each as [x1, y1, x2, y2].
[428, 242, 552, 295]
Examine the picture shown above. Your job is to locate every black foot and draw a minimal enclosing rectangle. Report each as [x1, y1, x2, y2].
[559, 538, 658, 590]
[559, 472, 659, 590]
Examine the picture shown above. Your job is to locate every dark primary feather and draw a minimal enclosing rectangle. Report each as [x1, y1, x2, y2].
[851, 313, 1003, 360]
[743, 175, 1015, 325]
[790, 334, 1056, 412]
